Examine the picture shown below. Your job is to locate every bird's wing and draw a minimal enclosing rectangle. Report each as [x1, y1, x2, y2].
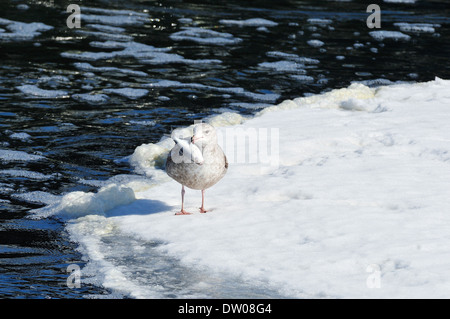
[172, 137, 204, 165]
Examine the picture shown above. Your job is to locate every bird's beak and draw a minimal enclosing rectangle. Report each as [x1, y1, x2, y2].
[191, 135, 202, 144]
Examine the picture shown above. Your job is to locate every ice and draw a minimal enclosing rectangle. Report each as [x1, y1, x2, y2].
[16, 4, 29, 10]
[144, 80, 279, 103]
[0, 149, 44, 162]
[80, 7, 149, 26]
[128, 138, 174, 176]
[394, 22, 440, 33]
[219, 18, 278, 27]
[103, 88, 148, 99]
[352, 78, 395, 87]
[16, 85, 68, 98]
[0, 169, 56, 180]
[32, 184, 136, 219]
[266, 51, 320, 64]
[38, 75, 70, 87]
[62, 40, 217, 66]
[12, 191, 60, 205]
[178, 18, 193, 24]
[290, 75, 314, 82]
[205, 111, 247, 127]
[140, 52, 221, 65]
[307, 18, 333, 26]
[81, 7, 148, 16]
[9, 132, 32, 141]
[170, 27, 242, 45]
[72, 93, 110, 104]
[307, 39, 325, 47]
[258, 61, 307, 73]
[228, 102, 272, 110]
[0, 18, 53, 41]
[75, 30, 133, 42]
[61, 40, 170, 61]
[36, 78, 450, 298]
[383, 0, 415, 3]
[128, 120, 156, 126]
[73, 62, 147, 77]
[369, 31, 411, 41]
[85, 24, 126, 33]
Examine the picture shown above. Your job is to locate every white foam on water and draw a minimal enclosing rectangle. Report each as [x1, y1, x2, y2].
[12, 191, 60, 205]
[307, 39, 325, 47]
[219, 18, 278, 27]
[290, 75, 315, 82]
[73, 62, 147, 77]
[16, 85, 69, 98]
[72, 93, 110, 104]
[61, 40, 170, 61]
[383, 0, 415, 3]
[75, 30, 134, 42]
[85, 24, 126, 33]
[266, 51, 320, 64]
[62, 40, 219, 66]
[128, 120, 156, 126]
[103, 88, 148, 99]
[394, 22, 440, 33]
[139, 52, 221, 65]
[0, 18, 53, 41]
[0, 169, 56, 180]
[80, 7, 149, 26]
[170, 27, 242, 45]
[258, 61, 307, 73]
[16, 4, 29, 10]
[144, 80, 279, 103]
[0, 149, 45, 162]
[307, 18, 333, 26]
[369, 31, 411, 41]
[9, 132, 32, 141]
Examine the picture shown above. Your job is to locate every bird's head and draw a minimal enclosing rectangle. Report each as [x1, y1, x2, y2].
[191, 123, 217, 149]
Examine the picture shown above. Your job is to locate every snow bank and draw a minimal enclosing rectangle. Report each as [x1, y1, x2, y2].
[35, 78, 450, 298]
[32, 184, 136, 219]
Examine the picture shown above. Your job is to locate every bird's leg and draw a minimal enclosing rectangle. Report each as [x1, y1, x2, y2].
[175, 185, 192, 215]
[199, 189, 207, 213]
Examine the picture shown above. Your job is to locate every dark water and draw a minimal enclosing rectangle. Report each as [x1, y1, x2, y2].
[0, 0, 449, 298]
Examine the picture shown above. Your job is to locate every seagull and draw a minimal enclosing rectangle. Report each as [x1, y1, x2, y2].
[166, 123, 228, 215]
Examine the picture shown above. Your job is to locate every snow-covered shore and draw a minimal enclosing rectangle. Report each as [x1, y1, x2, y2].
[34, 78, 450, 298]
